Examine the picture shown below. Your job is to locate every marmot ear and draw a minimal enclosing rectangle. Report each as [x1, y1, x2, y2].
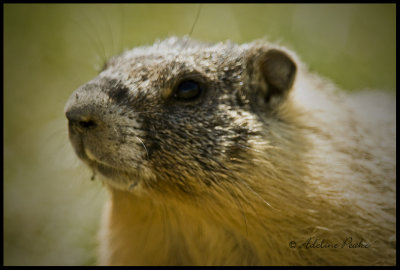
[249, 48, 297, 107]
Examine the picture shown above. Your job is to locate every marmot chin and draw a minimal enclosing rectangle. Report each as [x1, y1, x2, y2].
[65, 37, 396, 266]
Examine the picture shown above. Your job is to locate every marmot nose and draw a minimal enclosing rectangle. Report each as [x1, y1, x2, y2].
[66, 107, 98, 132]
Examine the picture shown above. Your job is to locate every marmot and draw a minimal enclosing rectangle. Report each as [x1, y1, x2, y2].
[65, 37, 396, 266]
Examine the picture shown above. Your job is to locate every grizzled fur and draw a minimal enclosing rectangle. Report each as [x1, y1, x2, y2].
[65, 37, 396, 266]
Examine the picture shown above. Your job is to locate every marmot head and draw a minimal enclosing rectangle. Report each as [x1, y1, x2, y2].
[65, 37, 297, 197]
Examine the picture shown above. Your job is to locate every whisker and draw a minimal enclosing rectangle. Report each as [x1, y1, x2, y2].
[136, 136, 150, 160]
[117, 4, 125, 54]
[100, 6, 115, 57]
[241, 181, 277, 211]
[187, 4, 202, 39]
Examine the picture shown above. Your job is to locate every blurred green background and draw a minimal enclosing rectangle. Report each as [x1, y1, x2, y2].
[3, 4, 396, 266]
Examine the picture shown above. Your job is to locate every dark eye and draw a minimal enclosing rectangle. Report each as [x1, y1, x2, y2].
[174, 80, 202, 101]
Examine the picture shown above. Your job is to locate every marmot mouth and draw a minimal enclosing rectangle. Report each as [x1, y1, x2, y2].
[85, 156, 133, 179]
[80, 146, 125, 177]
[91, 160, 124, 179]
[71, 139, 142, 189]
[79, 147, 137, 183]
[88, 159, 142, 190]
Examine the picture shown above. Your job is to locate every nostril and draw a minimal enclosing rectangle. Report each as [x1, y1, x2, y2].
[79, 119, 97, 129]
[66, 108, 98, 131]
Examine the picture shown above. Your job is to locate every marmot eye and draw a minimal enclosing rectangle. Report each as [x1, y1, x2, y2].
[175, 80, 202, 101]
